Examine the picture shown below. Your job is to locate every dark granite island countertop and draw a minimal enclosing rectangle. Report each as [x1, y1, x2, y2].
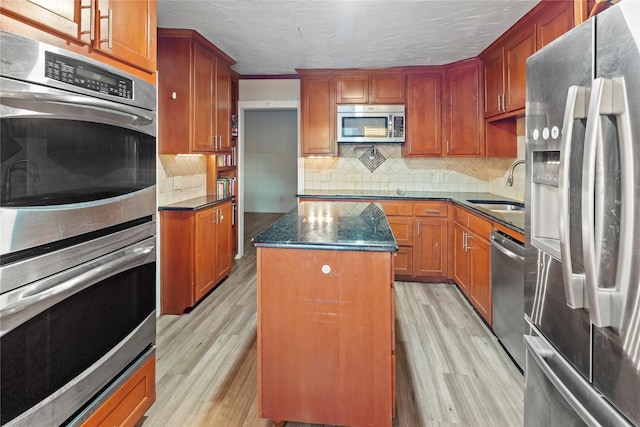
[252, 201, 398, 252]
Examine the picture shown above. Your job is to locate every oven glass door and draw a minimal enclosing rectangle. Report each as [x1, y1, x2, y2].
[0, 240, 155, 425]
[0, 118, 155, 207]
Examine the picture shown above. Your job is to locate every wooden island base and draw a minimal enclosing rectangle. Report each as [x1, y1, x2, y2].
[257, 247, 395, 427]
[253, 202, 397, 427]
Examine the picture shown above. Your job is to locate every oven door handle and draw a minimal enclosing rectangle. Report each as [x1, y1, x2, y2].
[0, 237, 155, 337]
[0, 91, 154, 125]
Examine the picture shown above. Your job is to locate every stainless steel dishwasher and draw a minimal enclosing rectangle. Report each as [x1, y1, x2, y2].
[490, 230, 525, 371]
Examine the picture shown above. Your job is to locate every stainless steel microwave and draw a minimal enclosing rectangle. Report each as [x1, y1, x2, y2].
[337, 104, 405, 143]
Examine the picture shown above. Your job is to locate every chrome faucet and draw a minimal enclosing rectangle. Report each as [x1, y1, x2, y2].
[506, 159, 525, 186]
[3, 159, 40, 200]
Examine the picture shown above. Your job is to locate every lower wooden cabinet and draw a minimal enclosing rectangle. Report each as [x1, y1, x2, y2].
[452, 206, 492, 324]
[160, 201, 233, 314]
[81, 355, 156, 427]
[381, 201, 449, 280]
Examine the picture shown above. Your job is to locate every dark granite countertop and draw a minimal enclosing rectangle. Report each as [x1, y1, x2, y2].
[252, 201, 398, 252]
[158, 195, 234, 211]
[297, 191, 524, 235]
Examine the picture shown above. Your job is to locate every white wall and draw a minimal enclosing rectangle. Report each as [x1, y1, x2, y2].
[244, 109, 298, 213]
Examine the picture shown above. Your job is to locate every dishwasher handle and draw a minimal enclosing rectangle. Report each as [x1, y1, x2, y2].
[491, 230, 524, 262]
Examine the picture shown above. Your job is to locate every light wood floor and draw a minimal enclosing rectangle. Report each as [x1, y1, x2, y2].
[137, 212, 523, 427]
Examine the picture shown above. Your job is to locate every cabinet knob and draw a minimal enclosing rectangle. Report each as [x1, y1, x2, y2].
[321, 265, 331, 274]
[171, 91, 177, 100]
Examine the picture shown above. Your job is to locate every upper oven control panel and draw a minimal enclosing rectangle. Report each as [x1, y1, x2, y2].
[45, 52, 133, 99]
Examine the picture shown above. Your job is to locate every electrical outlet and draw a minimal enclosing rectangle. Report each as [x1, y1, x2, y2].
[173, 176, 182, 190]
[433, 172, 444, 183]
[321, 172, 331, 182]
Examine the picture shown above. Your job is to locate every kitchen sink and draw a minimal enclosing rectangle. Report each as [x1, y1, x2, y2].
[467, 199, 525, 212]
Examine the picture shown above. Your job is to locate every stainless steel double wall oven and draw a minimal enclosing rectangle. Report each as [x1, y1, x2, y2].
[0, 31, 157, 426]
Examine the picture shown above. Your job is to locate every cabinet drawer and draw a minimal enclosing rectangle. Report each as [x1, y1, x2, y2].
[414, 202, 449, 217]
[468, 212, 492, 240]
[453, 206, 469, 224]
[386, 216, 413, 246]
[380, 202, 413, 216]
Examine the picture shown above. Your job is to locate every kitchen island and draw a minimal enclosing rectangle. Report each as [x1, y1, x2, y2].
[253, 201, 397, 427]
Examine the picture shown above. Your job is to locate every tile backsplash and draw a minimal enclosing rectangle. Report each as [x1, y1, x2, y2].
[157, 155, 207, 206]
[303, 119, 526, 201]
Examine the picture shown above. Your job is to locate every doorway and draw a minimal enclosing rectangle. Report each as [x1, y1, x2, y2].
[236, 101, 300, 257]
[244, 109, 298, 213]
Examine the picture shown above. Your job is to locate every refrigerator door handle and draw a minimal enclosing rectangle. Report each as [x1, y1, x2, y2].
[558, 85, 588, 309]
[582, 77, 634, 329]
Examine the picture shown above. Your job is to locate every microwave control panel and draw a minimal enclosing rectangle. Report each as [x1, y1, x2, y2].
[44, 52, 133, 99]
[393, 115, 404, 138]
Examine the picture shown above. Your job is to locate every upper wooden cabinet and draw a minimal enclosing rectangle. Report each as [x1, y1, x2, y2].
[404, 71, 442, 156]
[300, 75, 337, 156]
[536, 0, 575, 50]
[158, 29, 236, 154]
[443, 59, 484, 157]
[336, 71, 405, 104]
[1, 0, 156, 74]
[482, 24, 535, 118]
[480, 0, 576, 119]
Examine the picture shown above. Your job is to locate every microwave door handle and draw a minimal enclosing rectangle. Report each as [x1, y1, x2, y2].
[0, 91, 154, 125]
[582, 77, 633, 329]
[558, 85, 588, 309]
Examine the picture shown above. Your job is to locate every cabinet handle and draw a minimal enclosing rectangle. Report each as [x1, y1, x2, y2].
[446, 140, 450, 154]
[462, 231, 468, 251]
[417, 221, 420, 236]
[502, 93, 507, 111]
[424, 209, 440, 214]
[498, 95, 501, 112]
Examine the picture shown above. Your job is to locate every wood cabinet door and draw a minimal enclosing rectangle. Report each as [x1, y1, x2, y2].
[157, 34, 191, 154]
[386, 216, 413, 246]
[443, 59, 483, 157]
[482, 47, 504, 118]
[301, 78, 337, 156]
[195, 208, 216, 300]
[215, 202, 233, 281]
[370, 73, 405, 104]
[503, 24, 535, 113]
[453, 222, 470, 296]
[469, 234, 491, 325]
[336, 74, 369, 104]
[215, 58, 232, 152]
[95, 0, 156, 72]
[405, 72, 442, 156]
[0, 0, 88, 41]
[192, 44, 215, 152]
[414, 218, 448, 277]
[393, 246, 413, 277]
[536, 0, 574, 50]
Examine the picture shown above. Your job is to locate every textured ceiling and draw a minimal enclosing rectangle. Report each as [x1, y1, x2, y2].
[157, 0, 539, 76]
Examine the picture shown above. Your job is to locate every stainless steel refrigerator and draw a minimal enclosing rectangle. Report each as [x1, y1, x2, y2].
[524, 1, 639, 426]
